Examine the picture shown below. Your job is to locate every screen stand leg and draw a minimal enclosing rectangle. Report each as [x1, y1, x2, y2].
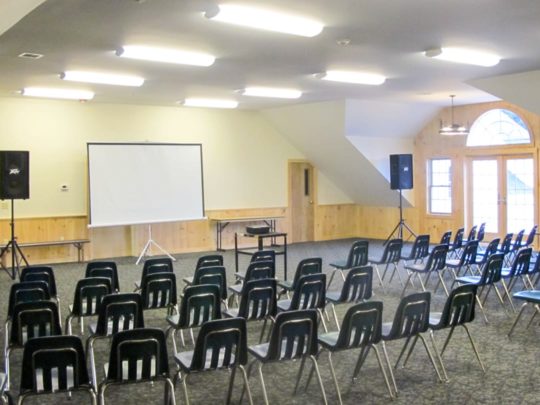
[136, 224, 176, 265]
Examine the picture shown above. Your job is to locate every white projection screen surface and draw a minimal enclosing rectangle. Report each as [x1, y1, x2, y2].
[87, 143, 205, 227]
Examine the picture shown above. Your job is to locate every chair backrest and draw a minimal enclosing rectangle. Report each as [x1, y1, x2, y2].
[451, 228, 464, 250]
[477, 238, 500, 265]
[291, 257, 322, 289]
[140, 272, 177, 310]
[507, 247, 532, 277]
[189, 318, 248, 370]
[338, 266, 373, 303]
[466, 225, 477, 242]
[85, 261, 120, 292]
[243, 260, 275, 282]
[177, 284, 222, 328]
[499, 233, 514, 255]
[525, 225, 538, 247]
[196, 254, 224, 269]
[425, 244, 448, 271]
[335, 301, 383, 349]
[437, 284, 477, 328]
[192, 265, 227, 300]
[237, 278, 277, 320]
[379, 239, 403, 263]
[512, 229, 526, 251]
[386, 292, 431, 339]
[458, 240, 479, 266]
[405, 234, 430, 261]
[10, 300, 62, 346]
[94, 293, 144, 336]
[476, 223, 486, 242]
[439, 231, 452, 245]
[20, 335, 90, 393]
[478, 253, 504, 285]
[290, 273, 326, 311]
[142, 257, 174, 273]
[20, 266, 57, 297]
[345, 240, 369, 268]
[250, 250, 276, 263]
[265, 309, 318, 361]
[71, 277, 112, 317]
[106, 328, 170, 382]
[7, 281, 51, 319]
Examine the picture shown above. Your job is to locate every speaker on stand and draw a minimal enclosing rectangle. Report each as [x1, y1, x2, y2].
[0, 150, 30, 279]
[385, 154, 416, 244]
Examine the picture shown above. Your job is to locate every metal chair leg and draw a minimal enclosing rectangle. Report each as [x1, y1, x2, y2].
[372, 345, 396, 399]
[402, 336, 419, 368]
[429, 330, 449, 382]
[226, 366, 237, 405]
[351, 346, 369, 380]
[309, 355, 328, 405]
[239, 365, 253, 405]
[327, 352, 343, 405]
[331, 304, 340, 332]
[508, 302, 528, 337]
[462, 324, 485, 373]
[525, 304, 540, 329]
[257, 363, 270, 405]
[418, 334, 444, 382]
[294, 357, 307, 395]
[394, 336, 412, 368]
[381, 341, 398, 395]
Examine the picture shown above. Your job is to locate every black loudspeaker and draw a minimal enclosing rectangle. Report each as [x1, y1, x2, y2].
[0, 151, 30, 199]
[390, 154, 413, 190]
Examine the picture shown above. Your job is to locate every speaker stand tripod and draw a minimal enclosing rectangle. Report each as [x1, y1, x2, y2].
[384, 189, 416, 245]
[0, 199, 29, 279]
[135, 224, 176, 265]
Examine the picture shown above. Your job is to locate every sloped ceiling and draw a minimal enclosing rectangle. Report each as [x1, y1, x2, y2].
[0, 0, 45, 37]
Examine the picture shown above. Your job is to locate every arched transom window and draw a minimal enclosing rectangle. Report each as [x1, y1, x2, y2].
[466, 109, 531, 147]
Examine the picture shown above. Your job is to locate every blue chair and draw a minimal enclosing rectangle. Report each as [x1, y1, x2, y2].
[327, 240, 369, 289]
[401, 244, 448, 298]
[368, 239, 403, 288]
[508, 290, 540, 337]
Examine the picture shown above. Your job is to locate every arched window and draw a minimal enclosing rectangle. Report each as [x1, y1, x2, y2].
[466, 109, 531, 147]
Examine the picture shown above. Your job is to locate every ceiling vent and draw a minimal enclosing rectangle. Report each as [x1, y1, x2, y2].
[18, 52, 43, 59]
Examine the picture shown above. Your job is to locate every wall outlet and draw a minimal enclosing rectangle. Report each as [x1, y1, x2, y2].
[60, 184, 69, 192]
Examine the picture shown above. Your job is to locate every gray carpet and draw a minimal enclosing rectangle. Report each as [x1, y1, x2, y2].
[1, 238, 538, 404]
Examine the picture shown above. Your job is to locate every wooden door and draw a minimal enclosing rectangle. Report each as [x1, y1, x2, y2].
[288, 161, 314, 242]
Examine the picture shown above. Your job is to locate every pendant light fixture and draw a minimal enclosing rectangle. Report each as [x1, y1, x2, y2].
[439, 95, 469, 136]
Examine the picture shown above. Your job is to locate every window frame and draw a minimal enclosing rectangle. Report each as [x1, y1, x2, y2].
[428, 158, 453, 215]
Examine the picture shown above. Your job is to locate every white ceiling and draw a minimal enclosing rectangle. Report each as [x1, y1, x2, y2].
[1, 0, 540, 110]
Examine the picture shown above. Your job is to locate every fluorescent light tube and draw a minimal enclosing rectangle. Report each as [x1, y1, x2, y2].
[60, 71, 144, 87]
[182, 98, 239, 109]
[21, 87, 94, 100]
[319, 70, 386, 85]
[425, 47, 500, 67]
[117, 45, 215, 67]
[242, 87, 302, 99]
[206, 4, 324, 37]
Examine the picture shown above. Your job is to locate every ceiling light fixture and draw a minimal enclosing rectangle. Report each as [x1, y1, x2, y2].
[116, 45, 215, 66]
[241, 86, 302, 99]
[425, 47, 500, 67]
[439, 95, 469, 136]
[205, 4, 324, 37]
[182, 98, 238, 109]
[21, 87, 94, 100]
[60, 70, 144, 87]
[318, 70, 386, 85]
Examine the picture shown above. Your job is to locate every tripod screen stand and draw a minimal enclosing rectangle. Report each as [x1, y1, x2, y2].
[384, 189, 416, 245]
[0, 199, 29, 279]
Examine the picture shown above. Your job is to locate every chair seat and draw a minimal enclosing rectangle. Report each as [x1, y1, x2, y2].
[500, 268, 512, 278]
[381, 322, 392, 338]
[277, 280, 293, 291]
[248, 342, 270, 360]
[182, 276, 194, 285]
[175, 351, 194, 372]
[404, 263, 427, 273]
[427, 312, 443, 329]
[234, 272, 246, 281]
[445, 259, 461, 268]
[325, 291, 341, 303]
[512, 290, 540, 302]
[368, 257, 384, 265]
[88, 323, 97, 335]
[223, 308, 239, 318]
[329, 259, 348, 270]
[455, 275, 480, 285]
[228, 284, 243, 295]
[318, 331, 340, 350]
[276, 299, 292, 312]
[166, 314, 179, 327]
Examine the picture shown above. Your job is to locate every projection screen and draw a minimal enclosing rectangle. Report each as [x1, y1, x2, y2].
[87, 143, 205, 227]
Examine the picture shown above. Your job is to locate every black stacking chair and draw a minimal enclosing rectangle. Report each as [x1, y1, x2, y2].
[439, 230, 452, 246]
[250, 249, 276, 263]
[448, 227, 464, 258]
[5, 300, 62, 391]
[521, 225, 538, 249]
[20, 265, 61, 318]
[224, 278, 277, 343]
[277, 273, 328, 332]
[401, 244, 448, 298]
[140, 271, 177, 315]
[497, 232, 513, 255]
[462, 225, 478, 244]
[86, 261, 120, 292]
[453, 253, 505, 323]
[476, 223, 487, 243]
[474, 238, 500, 273]
[229, 260, 275, 306]
[316, 301, 394, 403]
[429, 284, 484, 380]
[175, 318, 253, 405]
[166, 284, 222, 354]
[99, 328, 175, 405]
[326, 266, 373, 330]
[277, 257, 322, 299]
[508, 289, 540, 337]
[134, 257, 174, 291]
[444, 240, 479, 280]
[526, 256, 540, 289]
[184, 265, 228, 309]
[400, 234, 430, 266]
[381, 292, 443, 395]
[368, 239, 403, 288]
[196, 254, 224, 269]
[499, 247, 532, 311]
[327, 240, 369, 288]
[18, 335, 96, 404]
[86, 293, 144, 388]
[507, 229, 525, 264]
[65, 276, 112, 335]
[245, 309, 327, 405]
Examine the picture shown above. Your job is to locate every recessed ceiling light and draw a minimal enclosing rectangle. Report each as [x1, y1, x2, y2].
[116, 45, 215, 67]
[317, 70, 386, 85]
[205, 4, 324, 37]
[60, 71, 144, 87]
[21, 87, 94, 100]
[241, 86, 302, 99]
[425, 47, 500, 67]
[182, 98, 239, 109]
